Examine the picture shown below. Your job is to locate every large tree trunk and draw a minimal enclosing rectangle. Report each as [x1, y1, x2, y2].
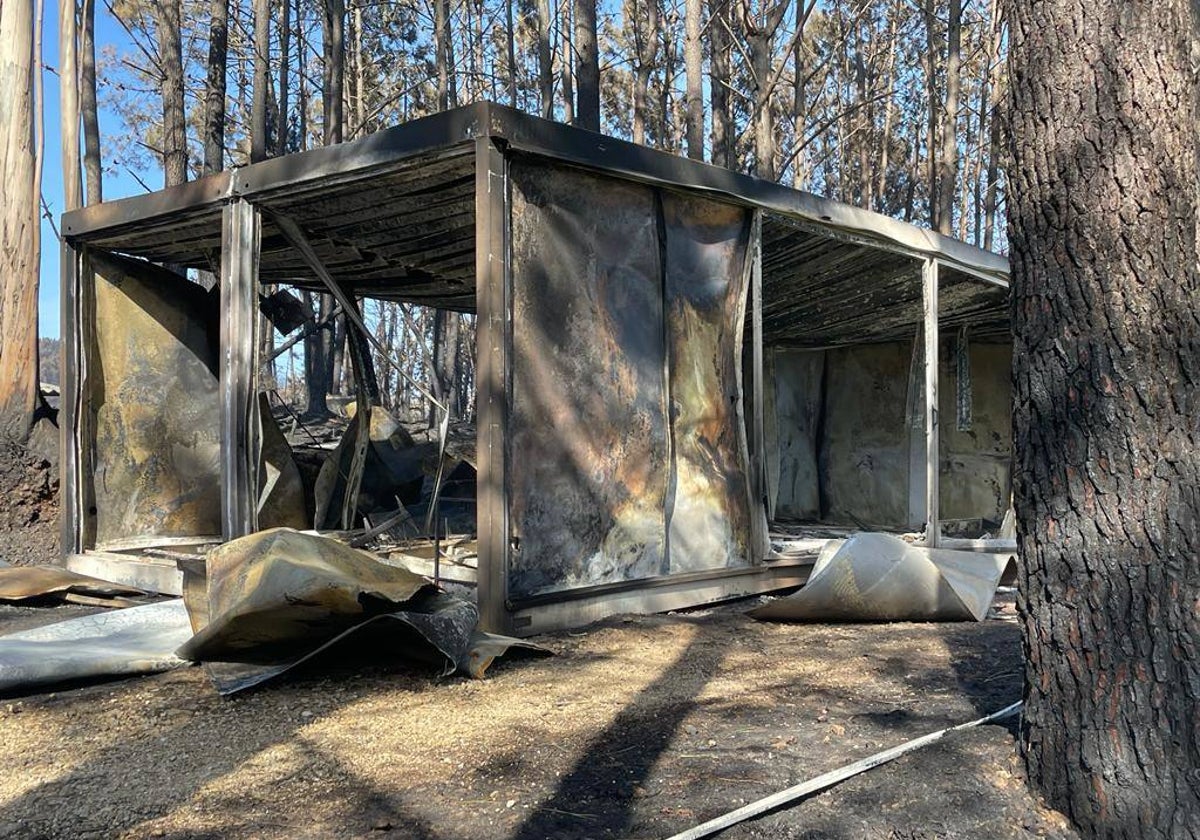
[431, 309, 459, 423]
[155, 0, 187, 187]
[536, 0, 553, 118]
[935, 0, 960, 236]
[323, 0, 345, 144]
[0, 0, 39, 442]
[277, 0, 290, 154]
[682, 0, 702, 160]
[59, 0, 81, 210]
[202, 0, 227, 173]
[251, 0, 270, 161]
[630, 0, 657, 146]
[708, 0, 730, 169]
[80, 0, 100, 201]
[560, 0, 575, 124]
[573, 0, 599, 131]
[1007, 0, 1200, 836]
[433, 0, 455, 111]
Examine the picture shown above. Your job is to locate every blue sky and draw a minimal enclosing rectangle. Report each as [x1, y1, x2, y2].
[40, 4, 153, 339]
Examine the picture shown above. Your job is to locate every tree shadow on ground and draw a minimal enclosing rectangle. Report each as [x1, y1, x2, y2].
[509, 628, 727, 840]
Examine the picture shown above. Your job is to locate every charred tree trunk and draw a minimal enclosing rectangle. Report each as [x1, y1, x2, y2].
[573, 0, 599, 131]
[434, 0, 455, 111]
[80, 0, 100, 201]
[560, 0, 575, 124]
[936, 0, 961, 236]
[431, 309, 460, 423]
[323, 0, 345, 144]
[537, 0, 553, 118]
[708, 0, 731, 169]
[683, 0, 702, 159]
[277, 0, 290, 154]
[203, 0, 228, 173]
[1007, 0, 1200, 836]
[59, 0, 81, 210]
[155, 0, 187, 187]
[251, 0, 271, 162]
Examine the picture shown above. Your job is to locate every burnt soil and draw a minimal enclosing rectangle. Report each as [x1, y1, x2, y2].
[0, 585, 1077, 840]
[0, 440, 59, 568]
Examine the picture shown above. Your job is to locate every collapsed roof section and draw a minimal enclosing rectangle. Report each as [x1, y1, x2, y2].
[62, 102, 1008, 328]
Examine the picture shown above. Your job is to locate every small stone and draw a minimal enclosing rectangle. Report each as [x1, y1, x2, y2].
[301, 710, 313, 719]
[505, 799, 516, 808]
[371, 820, 393, 831]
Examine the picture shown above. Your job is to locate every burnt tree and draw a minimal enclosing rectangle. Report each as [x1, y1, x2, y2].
[1007, 0, 1200, 836]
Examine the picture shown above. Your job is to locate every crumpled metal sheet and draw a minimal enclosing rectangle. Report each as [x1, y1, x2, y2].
[313, 405, 427, 529]
[178, 528, 548, 694]
[0, 600, 193, 695]
[0, 566, 145, 603]
[749, 532, 1016, 622]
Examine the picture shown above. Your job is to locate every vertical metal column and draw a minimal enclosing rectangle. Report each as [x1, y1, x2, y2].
[749, 211, 768, 561]
[922, 258, 940, 548]
[219, 199, 261, 541]
[59, 242, 85, 556]
[474, 137, 511, 634]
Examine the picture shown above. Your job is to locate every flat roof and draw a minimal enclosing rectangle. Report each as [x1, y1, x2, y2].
[62, 102, 1010, 339]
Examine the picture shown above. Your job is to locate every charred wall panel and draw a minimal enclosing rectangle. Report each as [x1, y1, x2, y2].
[818, 343, 912, 528]
[661, 192, 754, 572]
[769, 348, 825, 521]
[89, 252, 224, 544]
[508, 162, 670, 599]
[938, 341, 1012, 524]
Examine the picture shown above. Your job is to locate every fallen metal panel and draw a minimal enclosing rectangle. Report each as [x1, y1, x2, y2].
[176, 529, 547, 694]
[0, 600, 192, 694]
[749, 532, 1016, 622]
[507, 160, 670, 599]
[89, 252, 224, 545]
[661, 191, 754, 573]
[0, 566, 145, 603]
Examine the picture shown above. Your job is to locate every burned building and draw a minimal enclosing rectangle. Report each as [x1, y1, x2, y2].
[59, 102, 1014, 636]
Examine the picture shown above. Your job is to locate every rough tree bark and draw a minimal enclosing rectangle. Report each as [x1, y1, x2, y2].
[683, 0, 703, 159]
[1007, 0, 1200, 836]
[203, 0, 228, 173]
[708, 0, 731, 168]
[536, 0, 553, 118]
[277, 0, 290, 154]
[154, 0, 187, 186]
[573, 0, 599, 131]
[935, 0, 960, 236]
[0, 0, 39, 442]
[59, 0, 81, 210]
[80, 0, 100, 201]
[251, 0, 270, 161]
[630, 0, 658, 145]
[323, 0, 345, 144]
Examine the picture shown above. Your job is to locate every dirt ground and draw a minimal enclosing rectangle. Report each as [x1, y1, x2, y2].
[0, 589, 1077, 840]
[0, 441, 59, 568]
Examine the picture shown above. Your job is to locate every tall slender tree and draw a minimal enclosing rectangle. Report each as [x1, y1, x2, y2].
[80, 0, 100, 201]
[573, 0, 599, 130]
[154, 0, 187, 186]
[0, 0, 39, 442]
